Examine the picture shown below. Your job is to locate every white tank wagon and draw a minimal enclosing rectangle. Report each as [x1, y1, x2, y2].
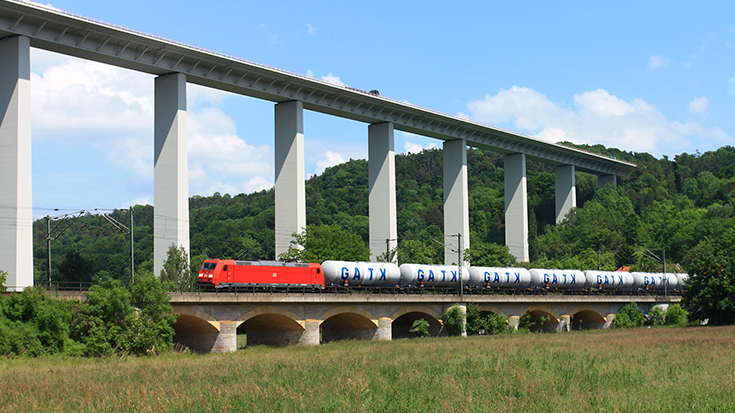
[529, 269, 587, 289]
[631, 272, 678, 290]
[584, 271, 634, 290]
[675, 273, 689, 290]
[469, 267, 532, 288]
[399, 264, 470, 287]
[321, 261, 401, 286]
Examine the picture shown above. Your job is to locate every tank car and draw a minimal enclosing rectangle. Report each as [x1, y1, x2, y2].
[469, 267, 532, 289]
[399, 263, 470, 287]
[529, 269, 587, 289]
[321, 261, 401, 286]
[584, 271, 634, 290]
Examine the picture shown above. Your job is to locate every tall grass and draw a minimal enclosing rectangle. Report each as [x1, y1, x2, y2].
[1, 326, 734, 412]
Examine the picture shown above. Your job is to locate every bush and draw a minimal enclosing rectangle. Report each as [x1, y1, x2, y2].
[613, 302, 647, 328]
[648, 307, 666, 326]
[441, 306, 465, 336]
[466, 304, 511, 335]
[517, 311, 533, 333]
[664, 304, 689, 327]
[409, 319, 430, 338]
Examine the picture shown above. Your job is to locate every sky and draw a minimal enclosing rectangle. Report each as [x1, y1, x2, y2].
[21, 0, 735, 218]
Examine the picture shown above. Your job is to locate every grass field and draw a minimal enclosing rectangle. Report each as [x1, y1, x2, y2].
[1, 326, 734, 412]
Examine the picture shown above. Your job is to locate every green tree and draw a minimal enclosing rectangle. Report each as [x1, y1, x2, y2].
[612, 302, 647, 328]
[278, 224, 370, 262]
[466, 242, 517, 267]
[441, 306, 465, 336]
[682, 226, 735, 325]
[128, 271, 178, 354]
[56, 251, 95, 283]
[665, 304, 689, 327]
[160, 244, 192, 291]
[409, 319, 430, 338]
[0, 270, 6, 292]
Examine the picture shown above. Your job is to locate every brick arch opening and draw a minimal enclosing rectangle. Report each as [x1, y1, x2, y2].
[571, 308, 607, 330]
[238, 307, 304, 347]
[523, 306, 560, 333]
[392, 311, 443, 339]
[321, 310, 378, 343]
[171, 308, 221, 353]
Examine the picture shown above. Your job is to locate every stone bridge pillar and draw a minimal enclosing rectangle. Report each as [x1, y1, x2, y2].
[377, 317, 392, 341]
[558, 314, 571, 332]
[300, 319, 320, 346]
[604, 313, 616, 328]
[508, 315, 520, 330]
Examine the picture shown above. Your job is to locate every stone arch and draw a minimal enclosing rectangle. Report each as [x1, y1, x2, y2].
[570, 306, 608, 330]
[320, 306, 379, 343]
[391, 305, 442, 321]
[320, 306, 377, 326]
[170, 306, 223, 353]
[238, 306, 305, 347]
[238, 306, 302, 326]
[523, 305, 560, 333]
[391, 305, 443, 339]
[477, 304, 506, 317]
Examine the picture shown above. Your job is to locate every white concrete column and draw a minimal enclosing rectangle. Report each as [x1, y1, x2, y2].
[0, 36, 33, 291]
[211, 321, 238, 353]
[369, 123, 397, 262]
[154, 73, 189, 277]
[504, 153, 529, 262]
[555, 165, 576, 224]
[604, 314, 616, 329]
[275, 101, 306, 257]
[443, 139, 470, 265]
[598, 174, 617, 188]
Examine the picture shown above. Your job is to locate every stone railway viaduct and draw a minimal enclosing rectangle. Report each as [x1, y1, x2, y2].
[167, 293, 679, 353]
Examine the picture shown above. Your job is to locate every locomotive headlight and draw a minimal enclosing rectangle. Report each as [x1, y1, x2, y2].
[209, 274, 213, 278]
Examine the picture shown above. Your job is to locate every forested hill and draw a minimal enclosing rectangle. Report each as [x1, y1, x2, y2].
[31, 144, 735, 283]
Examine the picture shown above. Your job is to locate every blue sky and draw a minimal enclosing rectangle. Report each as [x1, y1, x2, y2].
[25, 0, 735, 218]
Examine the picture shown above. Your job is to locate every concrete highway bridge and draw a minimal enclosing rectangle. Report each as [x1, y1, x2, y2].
[166, 292, 680, 353]
[1, 1, 636, 291]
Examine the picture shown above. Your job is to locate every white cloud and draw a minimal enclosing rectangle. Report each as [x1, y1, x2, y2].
[466, 86, 734, 156]
[306, 70, 314, 78]
[730, 75, 735, 94]
[315, 151, 345, 174]
[31, 56, 153, 141]
[688, 97, 709, 113]
[306, 24, 316, 36]
[648, 55, 670, 69]
[321, 73, 344, 86]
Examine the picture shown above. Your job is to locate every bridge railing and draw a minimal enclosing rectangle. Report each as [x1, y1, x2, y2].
[36, 281, 96, 292]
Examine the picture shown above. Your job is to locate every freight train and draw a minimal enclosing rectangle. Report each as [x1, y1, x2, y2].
[196, 259, 688, 294]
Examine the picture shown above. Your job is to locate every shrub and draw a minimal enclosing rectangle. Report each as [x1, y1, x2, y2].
[517, 311, 533, 333]
[441, 306, 465, 336]
[648, 307, 666, 326]
[613, 302, 647, 328]
[409, 319, 430, 338]
[665, 304, 689, 327]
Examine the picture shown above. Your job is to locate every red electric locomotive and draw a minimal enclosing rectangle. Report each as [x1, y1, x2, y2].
[197, 259, 324, 290]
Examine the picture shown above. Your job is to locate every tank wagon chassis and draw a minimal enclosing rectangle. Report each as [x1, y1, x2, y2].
[195, 260, 686, 296]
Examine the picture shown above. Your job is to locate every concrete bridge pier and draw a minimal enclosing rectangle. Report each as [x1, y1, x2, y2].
[443, 139, 470, 265]
[0, 35, 33, 291]
[598, 174, 617, 188]
[558, 314, 571, 332]
[369, 122, 397, 262]
[274, 100, 306, 257]
[153, 73, 190, 276]
[505, 153, 529, 262]
[555, 165, 576, 224]
[377, 317, 392, 340]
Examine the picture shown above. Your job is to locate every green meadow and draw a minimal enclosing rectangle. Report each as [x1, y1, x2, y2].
[2, 326, 734, 412]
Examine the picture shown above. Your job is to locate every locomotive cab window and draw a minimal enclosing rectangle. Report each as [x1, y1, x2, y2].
[223, 265, 228, 271]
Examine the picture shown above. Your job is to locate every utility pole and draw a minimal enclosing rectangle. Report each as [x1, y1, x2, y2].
[663, 246, 667, 297]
